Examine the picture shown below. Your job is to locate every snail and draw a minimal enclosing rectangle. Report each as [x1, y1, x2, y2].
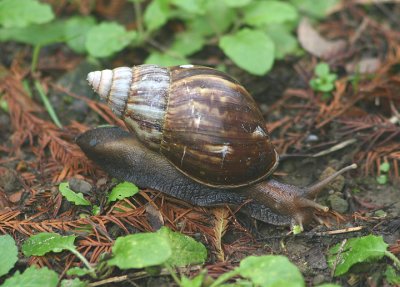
[76, 64, 357, 229]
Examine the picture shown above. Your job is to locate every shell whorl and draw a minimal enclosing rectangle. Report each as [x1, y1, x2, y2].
[87, 65, 170, 150]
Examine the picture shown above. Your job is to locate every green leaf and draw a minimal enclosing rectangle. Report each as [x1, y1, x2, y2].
[328, 235, 389, 276]
[0, 234, 18, 277]
[385, 266, 400, 285]
[181, 270, 206, 287]
[289, 0, 339, 19]
[107, 182, 139, 204]
[22, 232, 76, 256]
[237, 255, 304, 287]
[265, 25, 299, 59]
[170, 32, 205, 56]
[243, 1, 298, 27]
[92, 205, 100, 215]
[379, 162, 390, 173]
[0, 0, 54, 28]
[219, 28, 274, 75]
[170, 0, 206, 14]
[376, 174, 388, 185]
[64, 16, 96, 53]
[0, 21, 66, 46]
[59, 182, 91, 206]
[85, 22, 136, 58]
[145, 52, 187, 66]
[1, 266, 58, 287]
[157, 227, 207, 267]
[108, 233, 172, 269]
[315, 284, 342, 287]
[66, 267, 92, 277]
[223, 0, 251, 8]
[60, 278, 88, 287]
[315, 63, 330, 77]
[144, 0, 170, 31]
[188, 0, 236, 36]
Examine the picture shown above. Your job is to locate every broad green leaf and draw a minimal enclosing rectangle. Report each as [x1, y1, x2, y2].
[315, 284, 341, 287]
[265, 25, 299, 59]
[1, 266, 58, 287]
[145, 52, 187, 66]
[219, 28, 274, 75]
[170, 32, 205, 56]
[0, 234, 18, 277]
[379, 162, 390, 173]
[170, 0, 206, 14]
[243, 1, 298, 27]
[107, 182, 139, 204]
[85, 22, 136, 58]
[22, 232, 76, 256]
[144, 0, 170, 31]
[59, 182, 91, 206]
[238, 255, 304, 287]
[289, 0, 339, 19]
[108, 233, 172, 269]
[60, 278, 88, 287]
[328, 235, 389, 276]
[188, 0, 235, 36]
[0, 0, 54, 28]
[64, 16, 96, 53]
[223, 0, 251, 8]
[157, 227, 207, 267]
[0, 21, 66, 46]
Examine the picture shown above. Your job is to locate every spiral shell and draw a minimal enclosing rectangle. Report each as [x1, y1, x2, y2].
[87, 64, 278, 188]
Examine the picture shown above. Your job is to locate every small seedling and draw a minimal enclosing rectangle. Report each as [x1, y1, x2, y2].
[377, 162, 390, 185]
[310, 62, 338, 99]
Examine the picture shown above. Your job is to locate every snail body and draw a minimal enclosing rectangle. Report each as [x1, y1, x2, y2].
[78, 64, 357, 227]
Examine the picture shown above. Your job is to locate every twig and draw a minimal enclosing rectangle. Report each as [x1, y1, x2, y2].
[314, 226, 364, 236]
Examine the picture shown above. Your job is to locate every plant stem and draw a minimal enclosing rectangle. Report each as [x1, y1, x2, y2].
[31, 45, 41, 73]
[69, 248, 96, 275]
[209, 269, 240, 287]
[133, 0, 145, 41]
[164, 264, 181, 286]
[385, 251, 400, 270]
[34, 80, 63, 128]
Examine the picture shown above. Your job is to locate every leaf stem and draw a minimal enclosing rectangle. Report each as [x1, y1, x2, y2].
[164, 263, 181, 286]
[34, 80, 63, 128]
[133, 0, 145, 40]
[209, 269, 240, 287]
[385, 251, 400, 270]
[31, 45, 41, 73]
[68, 247, 96, 276]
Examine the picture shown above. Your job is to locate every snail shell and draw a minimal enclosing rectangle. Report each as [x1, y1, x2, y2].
[87, 64, 279, 188]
